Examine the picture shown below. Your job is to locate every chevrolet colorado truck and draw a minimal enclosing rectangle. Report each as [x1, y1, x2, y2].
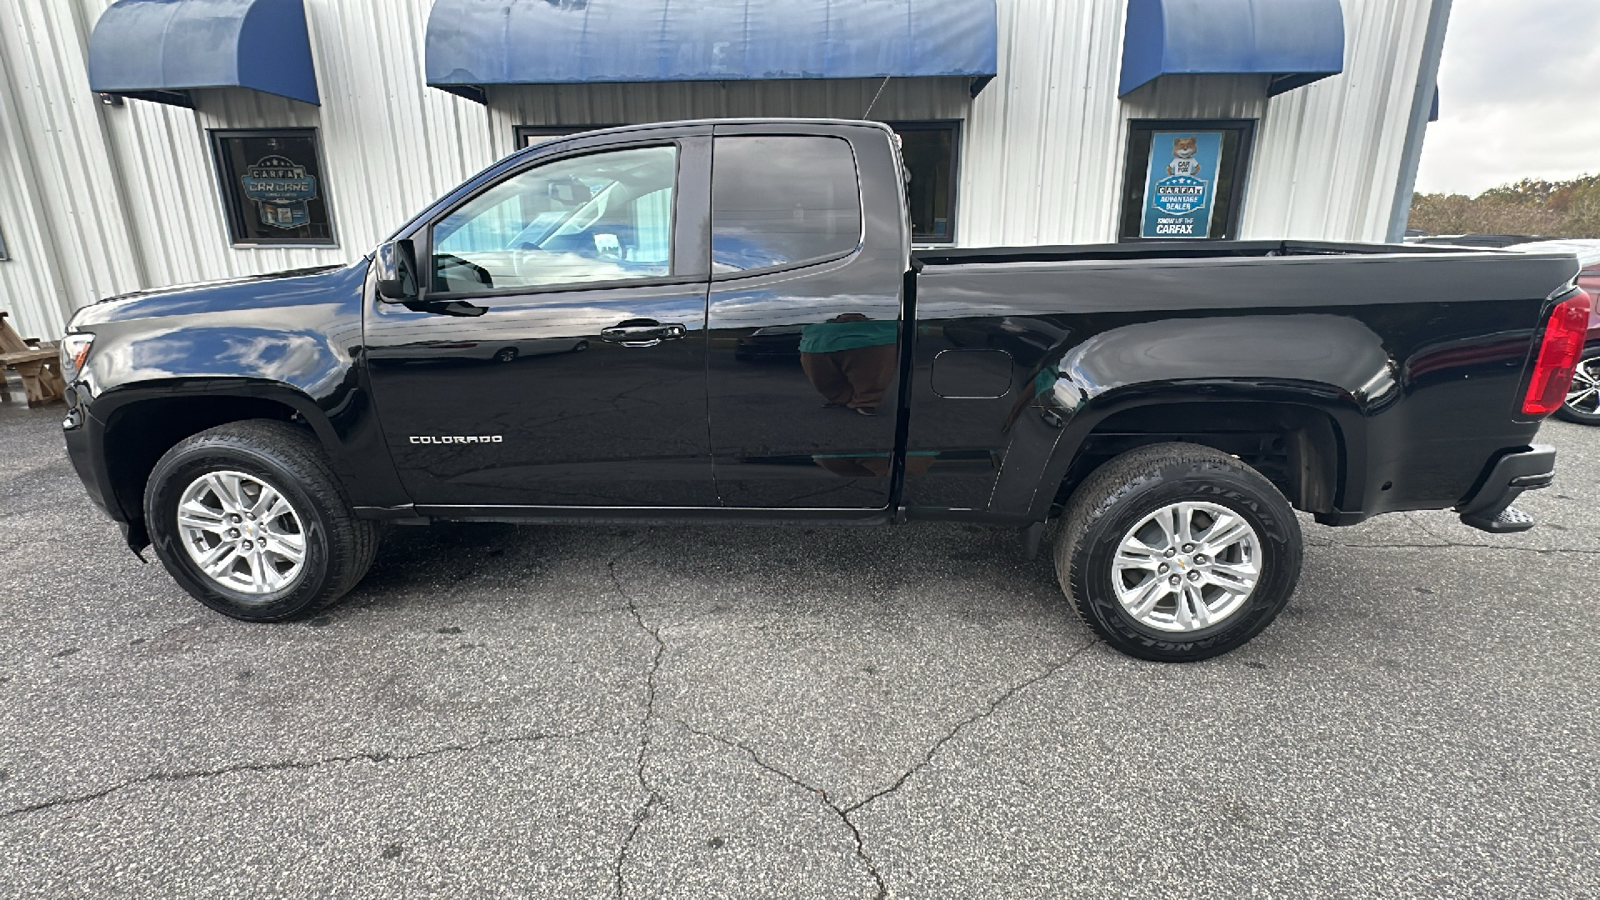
[59, 119, 1592, 661]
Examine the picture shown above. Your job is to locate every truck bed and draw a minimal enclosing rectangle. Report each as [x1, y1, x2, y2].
[902, 240, 1581, 524]
[913, 239, 1520, 266]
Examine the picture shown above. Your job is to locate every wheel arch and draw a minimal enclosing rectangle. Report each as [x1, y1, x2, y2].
[92, 380, 342, 548]
[997, 381, 1366, 522]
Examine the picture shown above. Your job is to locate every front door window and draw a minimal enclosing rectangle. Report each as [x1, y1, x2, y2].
[431, 145, 678, 293]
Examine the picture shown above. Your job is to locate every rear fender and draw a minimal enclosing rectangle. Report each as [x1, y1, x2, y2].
[982, 313, 1396, 520]
[988, 380, 1366, 521]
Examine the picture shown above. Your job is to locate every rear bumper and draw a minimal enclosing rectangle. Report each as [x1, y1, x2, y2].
[1456, 444, 1555, 533]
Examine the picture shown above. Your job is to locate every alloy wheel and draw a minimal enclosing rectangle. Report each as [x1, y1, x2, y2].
[1565, 355, 1600, 416]
[1111, 501, 1262, 633]
[176, 470, 308, 596]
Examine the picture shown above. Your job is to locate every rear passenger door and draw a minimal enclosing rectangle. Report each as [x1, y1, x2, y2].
[704, 124, 909, 509]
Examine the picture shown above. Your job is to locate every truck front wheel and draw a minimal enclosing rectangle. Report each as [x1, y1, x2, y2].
[143, 420, 380, 621]
[1054, 443, 1303, 662]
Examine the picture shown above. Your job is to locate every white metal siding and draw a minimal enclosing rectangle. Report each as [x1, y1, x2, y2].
[91, 0, 499, 285]
[0, 0, 143, 340]
[1242, 0, 1438, 241]
[958, 0, 1435, 247]
[0, 0, 1435, 342]
[0, 38, 69, 342]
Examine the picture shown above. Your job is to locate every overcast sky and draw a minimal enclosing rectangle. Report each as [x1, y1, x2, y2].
[1413, 0, 1600, 196]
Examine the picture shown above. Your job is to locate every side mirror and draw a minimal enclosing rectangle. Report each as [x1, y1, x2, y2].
[374, 239, 419, 301]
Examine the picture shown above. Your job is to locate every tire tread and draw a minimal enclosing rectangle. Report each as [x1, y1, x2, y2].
[144, 419, 380, 620]
[1054, 442, 1302, 661]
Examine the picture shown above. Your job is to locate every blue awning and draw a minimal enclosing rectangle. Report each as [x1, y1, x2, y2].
[425, 0, 999, 105]
[1119, 0, 1345, 98]
[88, 0, 320, 107]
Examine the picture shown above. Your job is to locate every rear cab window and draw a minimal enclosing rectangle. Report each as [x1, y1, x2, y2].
[711, 136, 863, 276]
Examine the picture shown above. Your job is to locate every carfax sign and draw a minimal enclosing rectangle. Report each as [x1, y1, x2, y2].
[241, 155, 318, 230]
[1140, 131, 1223, 239]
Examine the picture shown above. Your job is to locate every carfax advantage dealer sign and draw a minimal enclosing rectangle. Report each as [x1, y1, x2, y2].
[1140, 131, 1223, 239]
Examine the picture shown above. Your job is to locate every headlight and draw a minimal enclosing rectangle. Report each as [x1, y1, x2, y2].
[59, 333, 95, 382]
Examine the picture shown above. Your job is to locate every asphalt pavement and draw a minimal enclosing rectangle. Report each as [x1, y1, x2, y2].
[1, 387, 1597, 898]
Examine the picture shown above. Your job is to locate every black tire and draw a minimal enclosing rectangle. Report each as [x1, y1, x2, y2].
[1554, 347, 1600, 425]
[494, 347, 518, 364]
[1054, 442, 1302, 662]
[144, 420, 380, 622]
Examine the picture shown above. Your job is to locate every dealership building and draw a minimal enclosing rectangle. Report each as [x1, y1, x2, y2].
[0, 0, 1448, 341]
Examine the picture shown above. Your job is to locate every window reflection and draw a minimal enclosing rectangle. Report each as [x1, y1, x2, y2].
[432, 145, 677, 293]
[799, 314, 899, 416]
[210, 129, 336, 247]
[711, 136, 862, 274]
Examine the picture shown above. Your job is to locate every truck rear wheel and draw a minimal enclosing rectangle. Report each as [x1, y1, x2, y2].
[1054, 443, 1302, 662]
[1555, 347, 1600, 425]
[144, 420, 380, 622]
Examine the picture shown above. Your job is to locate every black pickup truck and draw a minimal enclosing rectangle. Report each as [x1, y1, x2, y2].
[59, 119, 1592, 661]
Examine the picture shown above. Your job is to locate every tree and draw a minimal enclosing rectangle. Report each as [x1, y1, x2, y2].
[1410, 174, 1600, 238]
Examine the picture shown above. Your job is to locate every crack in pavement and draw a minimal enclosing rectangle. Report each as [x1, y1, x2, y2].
[1309, 540, 1600, 556]
[0, 730, 588, 820]
[843, 638, 1099, 815]
[686, 724, 886, 900]
[609, 541, 668, 900]
[1402, 512, 1458, 545]
[682, 639, 1100, 900]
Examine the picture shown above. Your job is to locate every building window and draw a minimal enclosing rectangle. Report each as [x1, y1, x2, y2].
[1119, 120, 1255, 241]
[515, 125, 625, 149]
[887, 121, 960, 245]
[210, 129, 336, 247]
[711, 135, 863, 274]
[0, 224, 8, 261]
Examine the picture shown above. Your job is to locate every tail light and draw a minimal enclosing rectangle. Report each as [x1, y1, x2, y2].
[1522, 289, 1593, 416]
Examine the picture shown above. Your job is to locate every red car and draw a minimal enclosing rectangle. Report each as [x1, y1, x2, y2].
[1513, 241, 1600, 424]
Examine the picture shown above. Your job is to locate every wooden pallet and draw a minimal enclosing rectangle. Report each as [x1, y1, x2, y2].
[0, 311, 64, 407]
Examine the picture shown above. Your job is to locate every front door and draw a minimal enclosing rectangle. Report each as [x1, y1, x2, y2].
[365, 134, 716, 508]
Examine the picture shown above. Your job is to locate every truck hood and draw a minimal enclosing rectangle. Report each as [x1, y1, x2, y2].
[71, 262, 359, 328]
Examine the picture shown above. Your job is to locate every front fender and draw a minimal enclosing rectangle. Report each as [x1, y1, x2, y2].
[91, 376, 351, 464]
[63, 261, 409, 519]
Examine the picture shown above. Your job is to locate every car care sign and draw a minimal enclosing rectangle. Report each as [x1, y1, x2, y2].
[242, 155, 318, 230]
[1140, 132, 1223, 239]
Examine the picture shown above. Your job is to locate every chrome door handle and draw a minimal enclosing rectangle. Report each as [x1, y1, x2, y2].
[600, 320, 687, 348]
